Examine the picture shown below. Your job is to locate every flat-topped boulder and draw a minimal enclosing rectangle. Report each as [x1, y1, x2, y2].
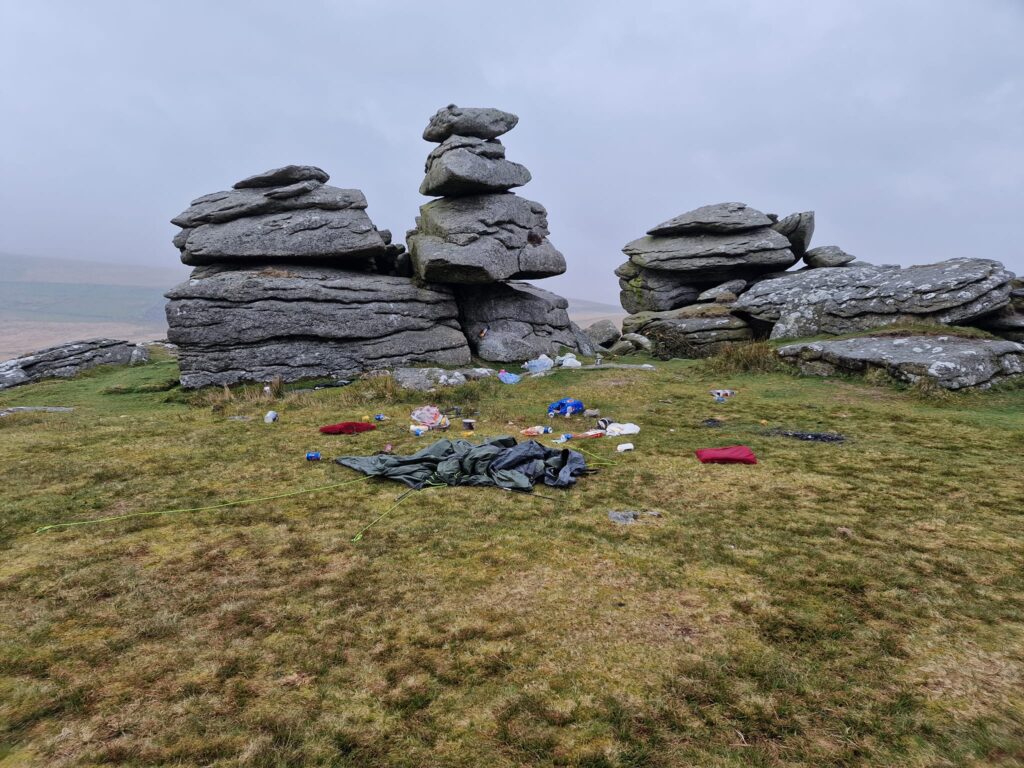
[647, 202, 774, 236]
[420, 139, 531, 196]
[407, 193, 566, 283]
[1, 339, 148, 390]
[172, 184, 368, 228]
[623, 228, 797, 281]
[165, 265, 470, 387]
[585, 318, 621, 348]
[778, 335, 1024, 390]
[804, 245, 855, 268]
[734, 258, 1014, 339]
[233, 165, 330, 189]
[456, 282, 593, 362]
[423, 104, 519, 142]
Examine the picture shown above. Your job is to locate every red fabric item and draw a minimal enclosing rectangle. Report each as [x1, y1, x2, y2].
[319, 422, 376, 435]
[695, 445, 758, 464]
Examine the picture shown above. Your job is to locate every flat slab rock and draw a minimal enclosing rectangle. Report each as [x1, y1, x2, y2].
[778, 335, 1024, 390]
[232, 165, 330, 189]
[172, 184, 368, 228]
[0, 339, 148, 390]
[623, 228, 797, 281]
[734, 258, 1014, 339]
[408, 193, 566, 283]
[771, 211, 815, 257]
[420, 141, 530, 197]
[456, 281, 594, 362]
[423, 104, 519, 142]
[165, 265, 471, 388]
[615, 261, 703, 313]
[647, 202, 773, 237]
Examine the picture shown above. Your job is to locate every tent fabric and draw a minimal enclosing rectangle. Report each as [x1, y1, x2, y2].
[695, 445, 758, 464]
[320, 422, 376, 435]
[336, 436, 588, 491]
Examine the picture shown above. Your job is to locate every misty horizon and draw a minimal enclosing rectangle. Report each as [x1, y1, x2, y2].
[2, 1, 1022, 304]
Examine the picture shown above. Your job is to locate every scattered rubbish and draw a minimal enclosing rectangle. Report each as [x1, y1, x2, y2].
[710, 389, 736, 404]
[520, 425, 554, 436]
[555, 353, 582, 368]
[764, 429, 846, 443]
[584, 408, 601, 418]
[547, 397, 586, 417]
[0, 406, 75, 418]
[695, 445, 758, 464]
[263, 385, 272, 395]
[410, 425, 428, 437]
[616, 443, 635, 452]
[594, 353, 603, 366]
[498, 369, 521, 384]
[306, 451, 322, 461]
[523, 354, 554, 374]
[410, 406, 450, 430]
[336, 436, 589, 490]
[320, 421, 376, 435]
[264, 410, 279, 423]
[605, 422, 640, 436]
[596, 417, 613, 430]
[460, 430, 475, 437]
[382, 443, 394, 454]
[462, 418, 476, 430]
[552, 433, 574, 444]
[701, 418, 724, 428]
[374, 413, 389, 422]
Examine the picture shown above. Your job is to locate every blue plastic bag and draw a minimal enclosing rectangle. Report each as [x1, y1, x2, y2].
[498, 369, 521, 384]
[547, 397, 585, 417]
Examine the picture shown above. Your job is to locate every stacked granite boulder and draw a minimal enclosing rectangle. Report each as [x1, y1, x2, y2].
[613, 201, 1018, 360]
[166, 165, 471, 388]
[407, 105, 592, 362]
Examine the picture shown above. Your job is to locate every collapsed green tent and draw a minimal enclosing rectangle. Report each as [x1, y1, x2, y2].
[336, 436, 588, 492]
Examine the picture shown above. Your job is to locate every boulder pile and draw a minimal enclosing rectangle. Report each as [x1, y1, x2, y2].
[166, 165, 472, 388]
[408, 105, 591, 362]
[613, 202, 1019, 361]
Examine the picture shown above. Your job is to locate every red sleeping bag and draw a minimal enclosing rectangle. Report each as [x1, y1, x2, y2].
[695, 445, 758, 464]
[319, 421, 376, 435]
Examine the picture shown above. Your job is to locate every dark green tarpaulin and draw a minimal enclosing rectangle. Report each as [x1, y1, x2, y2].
[336, 436, 588, 491]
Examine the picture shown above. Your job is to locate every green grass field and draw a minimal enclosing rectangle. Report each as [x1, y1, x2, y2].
[1, 351, 1023, 766]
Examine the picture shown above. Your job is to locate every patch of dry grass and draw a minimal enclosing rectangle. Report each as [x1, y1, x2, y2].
[1, 353, 1023, 766]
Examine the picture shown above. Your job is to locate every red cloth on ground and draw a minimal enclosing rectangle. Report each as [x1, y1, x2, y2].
[319, 422, 376, 435]
[695, 445, 758, 464]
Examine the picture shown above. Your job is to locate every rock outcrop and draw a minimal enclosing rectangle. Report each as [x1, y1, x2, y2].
[778, 336, 1024, 390]
[408, 105, 586, 362]
[734, 258, 1013, 339]
[771, 211, 815, 257]
[803, 245, 854, 268]
[166, 264, 470, 389]
[0, 339, 148, 390]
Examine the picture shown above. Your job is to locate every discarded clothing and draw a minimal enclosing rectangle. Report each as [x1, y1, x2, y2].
[337, 436, 588, 491]
[548, 397, 585, 417]
[410, 406, 450, 430]
[498, 370, 521, 384]
[695, 445, 758, 464]
[764, 429, 846, 443]
[710, 389, 736, 404]
[320, 421, 376, 435]
[604, 422, 640, 436]
[523, 354, 554, 373]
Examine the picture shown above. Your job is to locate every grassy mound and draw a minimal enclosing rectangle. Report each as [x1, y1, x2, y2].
[1, 352, 1023, 766]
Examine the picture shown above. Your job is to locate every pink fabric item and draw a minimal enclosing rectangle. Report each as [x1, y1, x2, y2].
[695, 445, 758, 464]
[319, 422, 376, 435]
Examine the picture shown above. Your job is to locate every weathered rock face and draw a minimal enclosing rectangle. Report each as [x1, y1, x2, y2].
[778, 336, 1024, 390]
[171, 167, 386, 267]
[456, 282, 592, 362]
[623, 228, 796, 280]
[408, 193, 565, 283]
[647, 202, 773, 236]
[420, 142, 531, 196]
[165, 265, 471, 388]
[423, 105, 519, 142]
[615, 262, 702, 313]
[697, 279, 747, 302]
[632, 314, 753, 358]
[803, 245, 855, 268]
[0, 339, 148, 390]
[734, 258, 1014, 339]
[771, 211, 815, 257]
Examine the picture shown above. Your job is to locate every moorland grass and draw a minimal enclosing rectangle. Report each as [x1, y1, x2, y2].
[1, 349, 1022, 766]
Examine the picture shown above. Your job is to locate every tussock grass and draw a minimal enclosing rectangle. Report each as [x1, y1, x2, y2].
[1, 353, 1023, 766]
[702, 341, 784, 375]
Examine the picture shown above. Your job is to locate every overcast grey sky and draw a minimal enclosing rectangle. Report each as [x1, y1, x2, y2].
[2, 0, 1022, 303]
